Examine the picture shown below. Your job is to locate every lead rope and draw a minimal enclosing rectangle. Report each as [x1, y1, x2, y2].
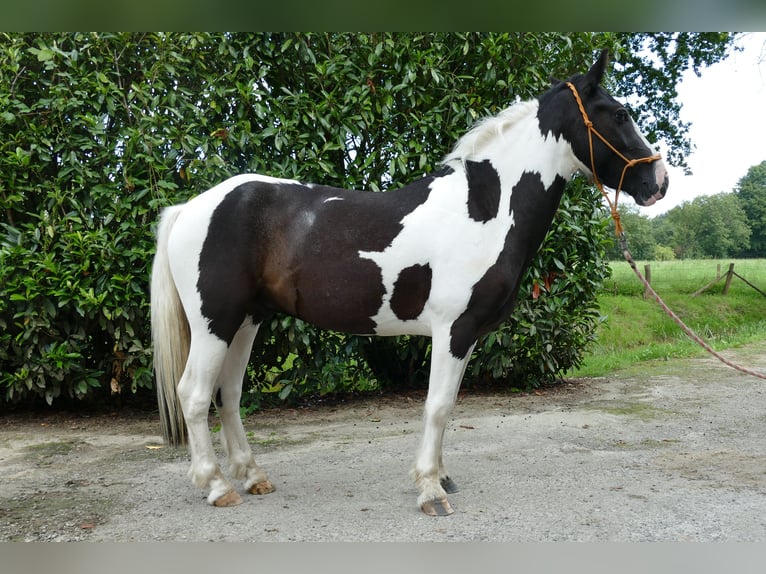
[566, 82, 766, 381]
[618, 234, 766, 381]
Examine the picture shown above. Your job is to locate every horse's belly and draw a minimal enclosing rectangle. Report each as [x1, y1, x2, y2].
[369, 313, 433, 337]
[286, 274, 433, 338]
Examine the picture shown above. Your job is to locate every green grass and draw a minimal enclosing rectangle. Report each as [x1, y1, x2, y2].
[570, 259, 766, 377]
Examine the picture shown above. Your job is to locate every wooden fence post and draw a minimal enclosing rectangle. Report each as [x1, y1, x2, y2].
[643, 264, 651, 299]
[692, 261, 765, 298]
[722, 263, 735, 295]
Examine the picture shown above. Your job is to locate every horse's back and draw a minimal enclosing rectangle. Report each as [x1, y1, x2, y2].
[167, 173, 441, 341]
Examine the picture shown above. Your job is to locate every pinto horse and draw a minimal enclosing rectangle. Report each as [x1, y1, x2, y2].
[151, 50, 668, 516]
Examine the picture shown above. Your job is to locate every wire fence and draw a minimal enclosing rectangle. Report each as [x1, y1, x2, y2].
[605, 259, 766, 297]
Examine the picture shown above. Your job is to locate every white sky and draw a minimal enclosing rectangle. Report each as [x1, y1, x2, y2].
[635, 32, 766, 217]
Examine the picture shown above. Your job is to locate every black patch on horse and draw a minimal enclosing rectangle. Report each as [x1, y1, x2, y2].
[390, 263, 432, 321]
[449, 171, 567, 359]
[536, 81, 575, 140]
[198, 176, 438, 344]
[465, 159, 502, 222]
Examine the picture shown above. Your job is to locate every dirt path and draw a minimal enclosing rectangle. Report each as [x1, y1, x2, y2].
[2, 342, 765, 542]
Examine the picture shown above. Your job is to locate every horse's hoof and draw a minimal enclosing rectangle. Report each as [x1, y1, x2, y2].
[421, 497, 454, 516]
[440, 476, 459, 494]
[213, 489, 243, 507]
[249, 480, 275, 495]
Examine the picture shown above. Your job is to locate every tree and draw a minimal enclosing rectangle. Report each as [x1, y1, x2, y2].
[0, 32, 737, 406]
[653, 245, 676, 261]
[652, 213, 677, 256]
[736, 160, 766, 257]
[694, 193, 751, 258]
[655, 204, 702, 259]
[604, 203, 657, 260]
[653, 193, 750, 259]
[614, 33, 736, 171]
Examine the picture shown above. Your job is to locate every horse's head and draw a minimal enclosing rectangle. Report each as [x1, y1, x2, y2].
[541, 49, 669, 207]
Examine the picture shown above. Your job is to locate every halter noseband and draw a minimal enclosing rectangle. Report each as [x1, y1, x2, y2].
[566, 82, 662, 235]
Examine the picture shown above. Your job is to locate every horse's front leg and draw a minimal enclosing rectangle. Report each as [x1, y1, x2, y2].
[413, 332, 475, 516]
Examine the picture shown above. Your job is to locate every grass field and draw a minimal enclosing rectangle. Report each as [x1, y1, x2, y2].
[570, 259, 766, 377]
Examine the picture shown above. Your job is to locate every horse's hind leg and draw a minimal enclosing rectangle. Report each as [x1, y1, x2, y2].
[176, 332, 241, 506]
[413, 330, 475, 516]
[217, 322, 274, 496]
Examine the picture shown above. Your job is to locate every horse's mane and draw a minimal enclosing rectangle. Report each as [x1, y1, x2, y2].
[441, 99, 537, 165]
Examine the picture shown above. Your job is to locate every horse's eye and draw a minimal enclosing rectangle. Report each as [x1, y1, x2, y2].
[615, 108, 630, 123]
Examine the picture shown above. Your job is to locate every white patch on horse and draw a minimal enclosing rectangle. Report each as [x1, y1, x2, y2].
[445, 100, 584, 191]
[298, 209, 316, 229]
[630, 117, 669, 195]
[359, 100, 578, 337]
[360, 171, 514, 336]
[323, 196, 344, 203]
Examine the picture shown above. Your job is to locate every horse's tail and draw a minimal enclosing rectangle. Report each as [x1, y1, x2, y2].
[151, 205, 190, 446]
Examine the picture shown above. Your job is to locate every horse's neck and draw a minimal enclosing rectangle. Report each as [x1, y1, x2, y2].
[496, 113, 577, 183]
[445, 109, 578, 226]
[475, 111, 575, 264]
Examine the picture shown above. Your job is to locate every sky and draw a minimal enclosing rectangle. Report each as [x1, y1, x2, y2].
[635, 32, 766, 217]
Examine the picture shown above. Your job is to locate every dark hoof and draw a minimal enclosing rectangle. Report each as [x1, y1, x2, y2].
[440, 476, 459, 494]
[421, 497, 454, 516]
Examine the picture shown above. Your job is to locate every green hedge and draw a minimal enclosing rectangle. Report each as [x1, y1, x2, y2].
[1, 32, 616, 406]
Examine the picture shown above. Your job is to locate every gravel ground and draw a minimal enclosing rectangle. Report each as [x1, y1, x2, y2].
[2, 342, 765, 542]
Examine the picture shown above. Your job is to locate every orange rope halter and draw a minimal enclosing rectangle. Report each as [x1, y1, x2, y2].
[566, 82, 662, 235]
[565, 83, 766, 381]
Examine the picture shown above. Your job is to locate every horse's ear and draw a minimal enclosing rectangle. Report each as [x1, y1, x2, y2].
[583, 49, 609, 92]
[549, 76, 562, 87]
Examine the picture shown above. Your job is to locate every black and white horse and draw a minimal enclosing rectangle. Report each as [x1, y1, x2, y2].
[151, 50, 668, 516]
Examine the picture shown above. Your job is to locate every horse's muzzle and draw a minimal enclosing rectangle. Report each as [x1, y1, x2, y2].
[638, 161, 668, 207]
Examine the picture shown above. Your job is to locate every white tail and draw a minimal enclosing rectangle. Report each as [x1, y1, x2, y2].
[151, 205, 190, 446]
